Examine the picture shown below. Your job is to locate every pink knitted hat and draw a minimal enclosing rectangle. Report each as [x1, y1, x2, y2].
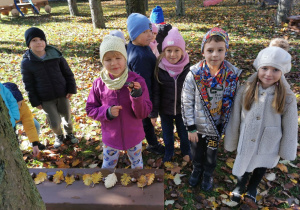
[152, 23, 158, 33]
[162, 27, 185, 52]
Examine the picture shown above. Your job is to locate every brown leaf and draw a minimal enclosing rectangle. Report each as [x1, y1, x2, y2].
[284, 182, 294, 189]
[276, 163, 288, 173]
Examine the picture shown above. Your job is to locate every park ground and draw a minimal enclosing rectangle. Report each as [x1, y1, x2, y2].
[0, 0, 300, 209]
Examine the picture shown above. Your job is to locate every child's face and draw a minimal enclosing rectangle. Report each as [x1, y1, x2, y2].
[133, 29, 153, 46]
[258, 66, 282, 89]
[165, 46, 183, 64]
[103, 51, 126, 78]
[202, 40, 226, 70]
[29, 37, 46, 55]
[151, 32, 157, 42]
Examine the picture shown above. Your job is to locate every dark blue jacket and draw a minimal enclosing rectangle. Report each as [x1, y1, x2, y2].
[21, 45, 77, 107]
[127, 41, 156, 101]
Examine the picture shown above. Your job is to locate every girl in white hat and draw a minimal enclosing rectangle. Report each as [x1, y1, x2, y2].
[224, 46, 298, 205]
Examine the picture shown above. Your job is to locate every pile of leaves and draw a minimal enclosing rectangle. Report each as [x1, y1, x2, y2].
[0, 0, 299, 209]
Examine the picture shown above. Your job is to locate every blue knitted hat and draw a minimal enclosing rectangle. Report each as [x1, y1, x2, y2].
[127, 13, 152, 41]
[150, 6, 164, 24]
[3, 82, 24, 102]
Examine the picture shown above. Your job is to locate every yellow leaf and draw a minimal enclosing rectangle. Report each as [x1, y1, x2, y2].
[137, 175, 147, 188]
[65, 175, 75, 186]
[276, 163, 288, 173]
[34, 172, 47, 184]
[72, 159, 81, 167]
[291, 179, 298, 184]
[164, 173, 174, 180]
[121, 173, 131, 186]
[164, 161, 174, 169]
[256, 195, 263, 201]
[145, 173, 155, 186]
[229, 175, 235, 180]
[53, 170, 64, 184]
[83, 174, 93, 186]
[91, 172, 103, 185]
[212, 201, 219, 208]
[261, 206, 269, 210]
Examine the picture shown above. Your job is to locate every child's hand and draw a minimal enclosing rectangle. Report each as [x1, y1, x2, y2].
[111, 106, 122, 117]
[66, 93, 73, 99]
[36, 105, 43, 110]
[32, 146, 40, 157]
[188, 132, 198, 143]
[151, 118, 157, 126]
[127, 82, 141, 92]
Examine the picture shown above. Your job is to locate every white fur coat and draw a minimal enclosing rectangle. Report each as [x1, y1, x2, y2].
[224, 73, 298, 177]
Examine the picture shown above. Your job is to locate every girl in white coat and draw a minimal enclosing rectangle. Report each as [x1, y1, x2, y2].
[224, 47, 298, 204]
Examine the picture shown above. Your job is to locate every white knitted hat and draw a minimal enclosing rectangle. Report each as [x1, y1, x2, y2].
[100, 35, 127, 61]
[253, 46, 291, 74]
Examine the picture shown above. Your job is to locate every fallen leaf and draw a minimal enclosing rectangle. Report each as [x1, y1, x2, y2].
[104, 173, 117, 188]
[145, 173, 155, 186]
[121, 173, 131, 186]
[65, 174, 75, 186]
[91, 171, 103, 185]
[88, 163, 98, 168]
[276, 163, 288, 173]
[34, 172, 47, 184]
[265, 173, 276, 181]
[165, 200, 175, 206]
[174, 174, 186, 185]
[83, 174, 93, 186]
[72, 159, 81, 167]
[164, 161, 174, 169]
[137, 175, 147, 188]
[221, 199, 238, 207]
[53, 170, 64, 184]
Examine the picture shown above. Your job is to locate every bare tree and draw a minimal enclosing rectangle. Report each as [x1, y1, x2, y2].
[176, 0, 185, 16]
[67, 0, 79, 16]
[276, 0, 294, 25]
[89, 0, 106, 29]
[125, 0, 146, 16]
[0, 96, 45, 210]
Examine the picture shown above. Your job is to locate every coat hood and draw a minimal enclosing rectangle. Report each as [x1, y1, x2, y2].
[23, 45, 62, 61]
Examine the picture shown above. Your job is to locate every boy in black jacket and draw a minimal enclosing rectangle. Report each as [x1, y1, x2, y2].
[21, 27, 78, 148]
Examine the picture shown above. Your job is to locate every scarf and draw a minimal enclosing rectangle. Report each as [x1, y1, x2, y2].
[194, 60, 239, 137]
[99, 67, 128, 90]
[149, 40, 159, 57]
[159, 52, 189, 78]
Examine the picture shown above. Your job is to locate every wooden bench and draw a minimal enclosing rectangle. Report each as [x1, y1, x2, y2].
[29, 168, 164, 210]
[287, 15, 300, 33]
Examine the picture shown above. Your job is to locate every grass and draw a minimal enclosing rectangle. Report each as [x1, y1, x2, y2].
[1, 0, 300, 209]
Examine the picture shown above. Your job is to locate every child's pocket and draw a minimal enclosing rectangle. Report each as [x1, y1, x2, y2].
[258, 127, 281, 155]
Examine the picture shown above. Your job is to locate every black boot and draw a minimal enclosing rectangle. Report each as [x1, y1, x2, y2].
[201, 172, 213, 191]
[245, 168, 267, 202]
[189, 165, 203, 187]
[231, 172, 250, 202]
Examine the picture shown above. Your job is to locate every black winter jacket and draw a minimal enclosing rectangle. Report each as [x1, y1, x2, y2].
[150, 63, 190, 118]
[21, 46, 77, 107]
[156, 24, 172, 53]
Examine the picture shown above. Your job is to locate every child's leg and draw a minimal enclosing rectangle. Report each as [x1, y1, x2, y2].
[33, 118, 40, 135]
[56, 97, 73, 134]
[42, 99, 63, 135]
[127, 141, 143, 169]
[160, 114, 175, 161]
[102, 144, 120, 168]
[246, 167, 267, 201]
[189, 134, 206, 187]
[231, 172, 251, 202]
[174, 114, 190, 157]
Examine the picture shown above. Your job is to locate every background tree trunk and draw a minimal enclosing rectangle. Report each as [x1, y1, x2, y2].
[67, 0, 79, 16]
[89, 0, 106, 29]
[276, 0, 294, 25]
[0, 96, 45, 210]
[125, 0, 146, 16]
[176, 0, 185, 16]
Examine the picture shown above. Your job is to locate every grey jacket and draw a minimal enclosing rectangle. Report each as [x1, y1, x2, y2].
[181, 60, 242, 137]
[224, 73, 298, 176]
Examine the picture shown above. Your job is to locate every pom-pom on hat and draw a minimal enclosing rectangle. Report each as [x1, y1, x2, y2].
[109, 30, 126, 44]
[253, 46, 291, 74]
[25, 27, 47, 47]
[162, 27, 185, 52]
[151, 23, 158, 34]
[3, 82, 24, 102]
[100, 35, 127, 62]
[150, 5, 164, 24]
[201, 27, 229, 53]
[127, 13, 152, 41]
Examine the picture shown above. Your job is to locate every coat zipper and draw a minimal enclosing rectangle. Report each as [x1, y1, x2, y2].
[117, 89, 125, 149]
[174, 78, 178, 115]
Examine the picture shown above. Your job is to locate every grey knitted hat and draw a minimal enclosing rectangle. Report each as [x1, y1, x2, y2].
[100, 35, 127, 62]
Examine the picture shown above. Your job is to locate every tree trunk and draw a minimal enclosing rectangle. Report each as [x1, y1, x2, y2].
[67, 0, 79, 16]
[176, 0, 185, 16]
[125, 0, 146, 16]
[276, 0, 293, 25]
[89, 0, 106, 29]
[0, 96, 45, 210]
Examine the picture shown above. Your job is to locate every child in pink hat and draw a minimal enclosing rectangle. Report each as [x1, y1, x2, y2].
[149, 23, 159, 57]
[150, 27, 191, 162]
